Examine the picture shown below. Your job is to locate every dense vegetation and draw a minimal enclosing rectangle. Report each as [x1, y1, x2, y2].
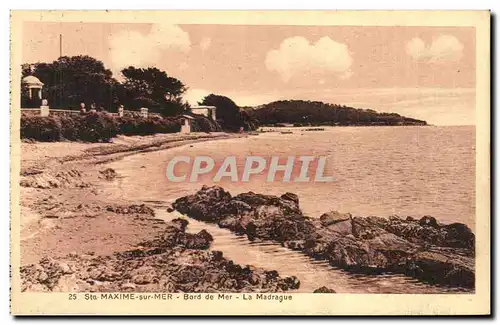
[248, 100, 427, 126]
[21, 112, 221, 142]
[119, 66, 188, 115]
[199, 94, 259, 131]
[21, 112, 119, 142]
[21, 56, 248, 131]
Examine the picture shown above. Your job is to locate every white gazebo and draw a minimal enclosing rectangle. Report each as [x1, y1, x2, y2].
[22, 75, 44, 101]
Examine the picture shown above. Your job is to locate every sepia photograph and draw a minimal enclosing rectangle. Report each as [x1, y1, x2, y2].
[9, 10, 491, 315]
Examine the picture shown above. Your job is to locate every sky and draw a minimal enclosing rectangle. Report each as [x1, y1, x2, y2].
[22, 22, 476, 125]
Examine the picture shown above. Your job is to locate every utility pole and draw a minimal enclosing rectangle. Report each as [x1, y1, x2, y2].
[59, 34, 62, 58]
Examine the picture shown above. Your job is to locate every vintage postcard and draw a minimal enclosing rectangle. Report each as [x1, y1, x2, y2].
[10, 10, 490, 315]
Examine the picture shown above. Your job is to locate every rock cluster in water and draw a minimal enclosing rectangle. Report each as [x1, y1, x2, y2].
[21, 219, 301, 293]
[173, 186, 475, 288]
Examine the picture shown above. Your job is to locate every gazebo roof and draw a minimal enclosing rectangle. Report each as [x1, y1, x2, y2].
[22, 75, 44, 87]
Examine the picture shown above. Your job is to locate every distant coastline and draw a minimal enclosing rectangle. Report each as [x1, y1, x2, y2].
[244, 99, 427, 127]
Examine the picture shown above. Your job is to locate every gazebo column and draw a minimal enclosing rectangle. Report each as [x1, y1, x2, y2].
[27, 87, 43, 100]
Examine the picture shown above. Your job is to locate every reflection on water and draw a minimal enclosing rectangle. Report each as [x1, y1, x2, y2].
[102, 126, 475, 293]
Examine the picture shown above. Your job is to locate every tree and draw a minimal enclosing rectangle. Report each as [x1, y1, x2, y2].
[21, 63, 33, 77]
[22, 56, 120, 110]
[120, 66, 187, 116]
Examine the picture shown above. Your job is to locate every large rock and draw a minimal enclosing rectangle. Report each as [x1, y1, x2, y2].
[442, 223, 475, 250]
[172, 185, 232, 222]
[378, 216, 474, 250]
[233, 191, 302, 215]
[179, 230, 214, 249]
[324, 219, 352, 236]
[106, 204, 155, 217]
[139, 218, 213, 250]
[406, 249, 474, 288]
[280, 192, 299, 205]
[320, 211, 352, 226]
[217, 215, 249, 234]
[172, 186, 475, 289]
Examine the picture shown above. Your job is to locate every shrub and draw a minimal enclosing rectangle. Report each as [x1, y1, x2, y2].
[20, 112, 220, 142]
[59, 115, 80, 141]
[75, 112, 119, 142]
[21, 114, 63, 141]
[21, 112, 118, 142]
[191, 115, 222, 133]
[116, 116, 181, 136]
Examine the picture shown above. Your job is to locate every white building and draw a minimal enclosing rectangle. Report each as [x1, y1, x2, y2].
[191, 105, 216, 120]
[180, 115, 195, 133]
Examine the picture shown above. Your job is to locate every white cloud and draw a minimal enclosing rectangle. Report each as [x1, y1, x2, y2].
[406, 35, 464, 62]
[109, 24, 190, 73]
[199, 37, 212, 52]
[265, 36, 353, 82]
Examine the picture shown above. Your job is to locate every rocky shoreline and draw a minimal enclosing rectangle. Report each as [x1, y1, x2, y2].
[21, 218, 301, 293]
[173, 186, 475, 289]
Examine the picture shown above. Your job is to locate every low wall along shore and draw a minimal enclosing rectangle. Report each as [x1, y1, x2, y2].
[20, 107, 161, 118]
[20, 111, 222, 142]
